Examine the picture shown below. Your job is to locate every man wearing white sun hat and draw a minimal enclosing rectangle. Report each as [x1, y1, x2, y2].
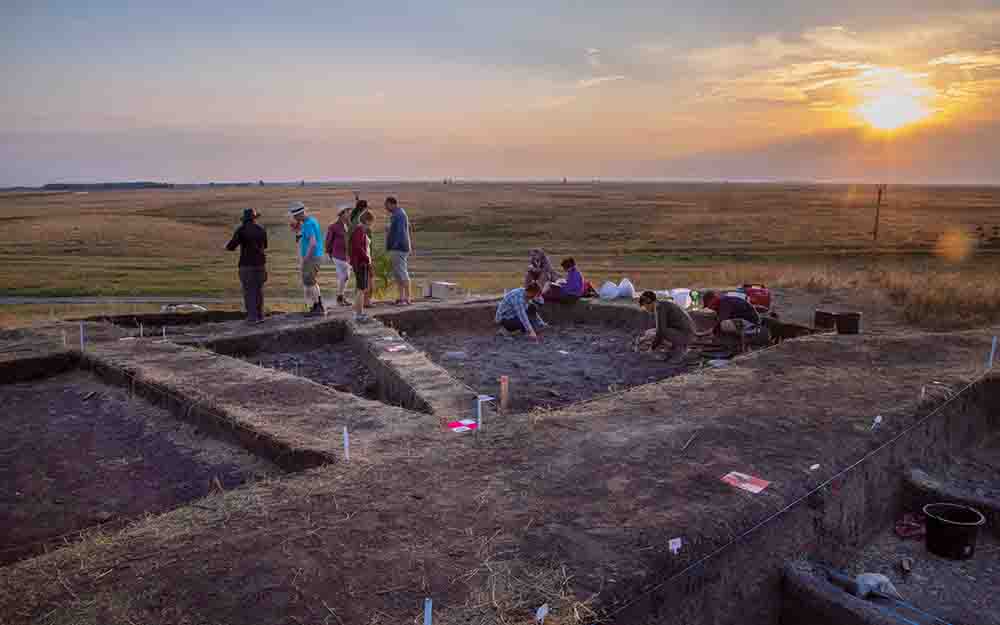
[288, 201, 326, 316]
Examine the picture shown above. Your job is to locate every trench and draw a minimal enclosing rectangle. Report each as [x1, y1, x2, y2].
[0, 354, 281, 566]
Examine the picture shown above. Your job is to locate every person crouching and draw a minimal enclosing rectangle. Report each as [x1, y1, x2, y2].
[638, 290, 699, 364]
[702, 290, 763, 337]
[496, 282, 547, 342]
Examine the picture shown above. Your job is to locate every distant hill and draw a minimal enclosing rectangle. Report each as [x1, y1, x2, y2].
[41, 182, 174, 191]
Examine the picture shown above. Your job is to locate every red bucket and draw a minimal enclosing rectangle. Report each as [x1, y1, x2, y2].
[741, 284, 772, 311]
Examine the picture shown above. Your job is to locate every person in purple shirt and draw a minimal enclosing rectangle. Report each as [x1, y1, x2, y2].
[544, 257, 586, 303]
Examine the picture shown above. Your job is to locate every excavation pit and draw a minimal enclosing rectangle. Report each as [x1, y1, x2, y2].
[406, 323, 702, 413]
[0, 369, 279, 566]
[238, 342, 378, 401]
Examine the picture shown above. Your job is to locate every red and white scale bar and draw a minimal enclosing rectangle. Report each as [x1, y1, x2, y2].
[447, 419, 478, 433]
[721, 471, 770, 494]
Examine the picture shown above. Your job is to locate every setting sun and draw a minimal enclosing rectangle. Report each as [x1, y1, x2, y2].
[853, 68, 934, 130]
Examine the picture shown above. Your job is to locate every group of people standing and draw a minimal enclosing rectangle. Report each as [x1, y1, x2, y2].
[229, 207, 765, 363]
[226, 195, 411, 324]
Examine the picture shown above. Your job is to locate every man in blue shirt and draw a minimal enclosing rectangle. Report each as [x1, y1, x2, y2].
[289, 201, 326, 316]
[495, 283, 547, 341]
[384, 196, 412, 305]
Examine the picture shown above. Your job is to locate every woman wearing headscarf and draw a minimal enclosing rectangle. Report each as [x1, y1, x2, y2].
[527, 249, 561, 291]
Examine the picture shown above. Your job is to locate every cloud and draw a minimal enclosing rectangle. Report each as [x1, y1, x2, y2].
[654, 120, 1000, 184]
[576, 75, 626, 88]
[929, 51, 1000, 70]
[677, 12, 1000, 123]
[585, 47, 602, 69]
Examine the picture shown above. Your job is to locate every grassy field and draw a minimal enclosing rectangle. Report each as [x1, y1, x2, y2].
[1, 182, 998, 326]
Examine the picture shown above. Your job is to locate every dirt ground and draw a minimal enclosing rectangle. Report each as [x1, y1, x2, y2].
[846, 435, 1000, 625]
[407, 323, 710, 413]
[0, 370, 279, 565]
[240, 343, 378, 399]
[850, 527, 999, 625]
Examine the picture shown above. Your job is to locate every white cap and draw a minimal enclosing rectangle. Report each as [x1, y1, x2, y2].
[288, 201, 306, 216]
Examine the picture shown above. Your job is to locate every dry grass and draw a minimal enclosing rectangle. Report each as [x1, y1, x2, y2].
[2, 182, 999, 329]
[772, 260, 1000, 329]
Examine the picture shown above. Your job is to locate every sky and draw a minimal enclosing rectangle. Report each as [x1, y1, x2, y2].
[2, 1, 1000, 185]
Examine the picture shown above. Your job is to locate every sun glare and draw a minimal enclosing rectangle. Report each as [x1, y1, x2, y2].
[853, 68, 934, 131]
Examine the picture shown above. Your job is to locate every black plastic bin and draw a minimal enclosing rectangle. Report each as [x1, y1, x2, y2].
[923, 503, 986, 560]
[814, 310, 837, 330]
[835, 312, 862, 334]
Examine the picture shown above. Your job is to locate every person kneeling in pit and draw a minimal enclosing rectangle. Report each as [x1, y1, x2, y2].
[496, 282, 547, 341]
[637, 290, 708, 364]
[702, 290, 768, 345]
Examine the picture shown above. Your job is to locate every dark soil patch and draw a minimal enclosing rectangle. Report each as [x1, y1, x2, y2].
[241, 343, 377, 399]
[407, 324, 702, 413]
[0, 371, 278, 565]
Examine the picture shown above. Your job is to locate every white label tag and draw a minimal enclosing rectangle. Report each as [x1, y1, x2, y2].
[668, 538, 682, 554]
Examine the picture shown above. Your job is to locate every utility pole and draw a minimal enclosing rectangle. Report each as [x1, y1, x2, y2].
[873, 184, 886, 242]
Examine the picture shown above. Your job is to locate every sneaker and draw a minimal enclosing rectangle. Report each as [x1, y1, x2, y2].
[354, 314, 372, 324]
[337, 296, 352, 307]
[305, 303, 326, 317]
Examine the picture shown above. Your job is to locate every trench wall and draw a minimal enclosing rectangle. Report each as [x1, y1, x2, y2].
[190, 320, 346, 357]
[78, 352, 331, 471]
[609, 374, 1000, 625]
[79, 310, 248, 327]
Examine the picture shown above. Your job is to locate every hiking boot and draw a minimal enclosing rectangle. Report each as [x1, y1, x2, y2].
[354, 314, 372, 324]
[305, 302, 326, 317]
[337, 295, 352, 307]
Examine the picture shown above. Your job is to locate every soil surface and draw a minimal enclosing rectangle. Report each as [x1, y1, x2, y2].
[0, 371, 278, 565]
[407, 323, 705, 413]
[241, 342, 378, 399]
[851, 527, 1000, 625]
[938, 433, 1000, 502]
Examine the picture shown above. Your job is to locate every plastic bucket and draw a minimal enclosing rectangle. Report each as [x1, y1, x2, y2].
[670, 288, 692, 309]
[923, 503, 985, 560]
[814, 310, 837, 330]
[835, 312, 862, 334]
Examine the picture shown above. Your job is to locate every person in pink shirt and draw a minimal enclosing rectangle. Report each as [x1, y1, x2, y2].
[325, 206, 352, 306]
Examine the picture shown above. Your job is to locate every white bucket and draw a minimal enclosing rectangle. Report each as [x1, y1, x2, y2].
[670, 288, 692, 309]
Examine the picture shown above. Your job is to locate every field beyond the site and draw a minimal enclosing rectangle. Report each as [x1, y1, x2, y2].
[1, 182, 999, 328]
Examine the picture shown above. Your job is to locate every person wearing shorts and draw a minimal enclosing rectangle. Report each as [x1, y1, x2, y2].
[289, 201, 325, 316]
[325, 205, 353, 306]
[350, 210, 375, 323]
[384, 196, 412, 305]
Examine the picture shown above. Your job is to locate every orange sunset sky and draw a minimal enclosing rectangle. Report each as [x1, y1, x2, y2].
[3, 2, 1000, 185]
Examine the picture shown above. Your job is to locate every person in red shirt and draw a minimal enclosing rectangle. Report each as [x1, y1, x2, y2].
[350, 210, 375, 323]
[325, 206, 352, 306]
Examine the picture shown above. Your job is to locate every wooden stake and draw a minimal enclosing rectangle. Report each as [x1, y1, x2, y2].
[500, 376, 510, 412]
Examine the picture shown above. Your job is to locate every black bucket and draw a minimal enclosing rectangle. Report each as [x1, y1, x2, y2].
[923, 503, 985, 560]
[814, 310, 837, 331]
[835, 312, 862, 334]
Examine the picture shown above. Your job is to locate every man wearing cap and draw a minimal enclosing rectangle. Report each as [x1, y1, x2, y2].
[325, 204, 353, 306]
[225, 208, 267, 323]
[289, 201, 326, 316]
